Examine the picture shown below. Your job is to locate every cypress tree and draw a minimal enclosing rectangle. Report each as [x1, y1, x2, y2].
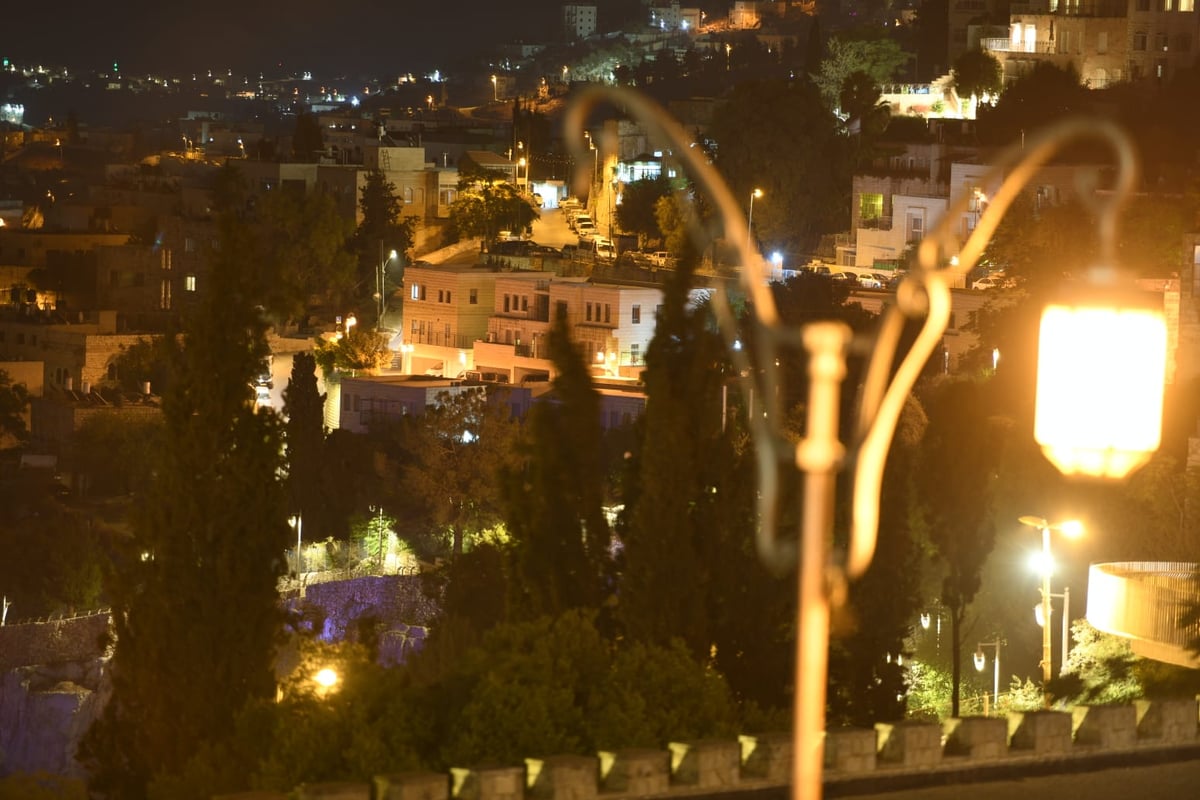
[82, 186, 289, 796]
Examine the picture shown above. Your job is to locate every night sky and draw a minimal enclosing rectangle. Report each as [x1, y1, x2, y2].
[2, 1, 567, 76]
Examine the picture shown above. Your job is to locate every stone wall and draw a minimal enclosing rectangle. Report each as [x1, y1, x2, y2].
[239, 698, 1200, 800]
[0, 611, 112, 671]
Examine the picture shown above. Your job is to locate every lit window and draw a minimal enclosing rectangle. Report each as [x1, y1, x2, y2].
[185, 274, 197, 292]
[411, 284, 419, 300]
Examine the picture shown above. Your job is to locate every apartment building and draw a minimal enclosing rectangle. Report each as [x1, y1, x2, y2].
[563, 4, 598, 40]
[981, 0, 1198, 86]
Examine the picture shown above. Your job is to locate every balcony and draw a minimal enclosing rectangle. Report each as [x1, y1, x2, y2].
[859, 216, 893, 231]
[982, 38, 1059, 54]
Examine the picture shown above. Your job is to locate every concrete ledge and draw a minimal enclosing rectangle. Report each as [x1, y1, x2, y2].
[1136, 698, 1199, 743]
[1073, 704, 1137, 749]
[451, 767, 525, 800]
[598, 748, 669, 795]
[1008, 710, 1073, 755]
[374, 771, 451, 800]
[739, 732, 792, 782]
[525, 755, 597, 800]
[669, 739, 740, 788]
[824, 727, 877, 773]
[943, 717, 1008, 760]
[296, 784, 371, 799]
[875, 721, 942, 767]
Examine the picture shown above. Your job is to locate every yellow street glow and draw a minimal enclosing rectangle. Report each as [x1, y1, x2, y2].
[1034, 302, 1166, 479]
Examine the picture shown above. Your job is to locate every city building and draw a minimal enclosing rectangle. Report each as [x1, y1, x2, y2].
[563, 4, 598, 40]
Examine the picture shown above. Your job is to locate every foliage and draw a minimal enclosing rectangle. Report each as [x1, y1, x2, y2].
[813, 37, 909, 112]
[312, 328, 393, 375]
[615, 176, 671, 245]
[977, 62, 1088, 146]
[0, 472, 106, 617]
[502, 314, 613, 620]
[914, 377, 1006, 717]
[0, 772, 87, 800]
[1053, 619, 1143, 705]
[950, 49, 1003, 113]
[70, 414, 164, 498]
[81, 166, 290, 797]
[905, 660, 954, 721]
[104, 337, 172, 395]
[449, 167, 538, 243]
[282, 351, 327, 544]
[653, 193, 699, 264]
[0, 369, 30, 446]
[838, 70, 891, 137]
[250, 187, 358, 325]
[380, 388, 520, 556]
[354, 170, 417, 310]
[708, 79, 851, 255]
[995, 677, 1046, 714]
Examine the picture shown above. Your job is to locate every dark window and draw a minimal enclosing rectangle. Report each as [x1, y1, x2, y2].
[470, 288, 478, 304]
[632, 305, 641, 324]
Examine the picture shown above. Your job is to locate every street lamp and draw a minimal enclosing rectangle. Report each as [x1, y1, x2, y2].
[378, 249, 397, 329]
[289, 514, 303, 578]
[974, 639, 1003, 715]
[518, 157, 527, 193]
[1019, 515, 1082, 692]
[1034, 586, 1072, 676]
[490, 74, 498, 101]
[747, 188, 762, 251]
[564, 86, 1165, 800]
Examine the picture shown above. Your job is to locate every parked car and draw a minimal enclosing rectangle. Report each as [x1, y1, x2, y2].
[856, 273, 883, 289]
[647, 251, 673, 267]
[596, 241, 616, 260]
[972, 274, 1009, 290]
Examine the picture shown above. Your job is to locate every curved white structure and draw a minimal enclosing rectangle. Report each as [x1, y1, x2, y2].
[1087, 562, 1200, 668]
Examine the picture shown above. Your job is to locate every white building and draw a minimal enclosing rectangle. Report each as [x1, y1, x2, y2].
[563, 4, 598, 40]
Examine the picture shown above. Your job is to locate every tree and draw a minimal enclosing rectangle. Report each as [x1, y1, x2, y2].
[283, 352, 326, 547]
[448, 170, 538, 244]
[355, 170, 417, 315]
[914, 378, 1005, 717]
[393, 389, 519, 556]
[978, 62, 1088, 146]
[105, 337, 171, 395]
[313, 327, 393, 375]
[502, 314, 613, 621]
[615, 177, 671, 246]
[813, 37, 909, 112]
[708, 79, 851, 255]
[950, 49, 1003, 117]
[70, 414, 163, 498]
[251, 188, 358, 326]
[617, 268, 744, 661]
[82, 168, 290, 796]
[0, 369, 31, 447]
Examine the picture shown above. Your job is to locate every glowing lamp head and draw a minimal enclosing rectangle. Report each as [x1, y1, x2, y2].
[314, 668, 339, 689]
[973, 649, 986, 671]
[1034, 282, 1166, 479]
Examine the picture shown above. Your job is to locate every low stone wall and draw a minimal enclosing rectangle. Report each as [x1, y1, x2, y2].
[0, 611, 112, 671]
[227, 698, 1199, 800]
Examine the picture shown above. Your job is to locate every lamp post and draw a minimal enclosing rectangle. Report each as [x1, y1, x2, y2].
[563, 87, 1165, 800]
[289, 514, 303, 577]
[974, 639, 1003, 715]
[490, 74, 498, 101]
[747, 188, 762, 251]
[1019, 515, 1082, 692]
[1035, 586, 1072, 675]
[378, 249, 397, 329]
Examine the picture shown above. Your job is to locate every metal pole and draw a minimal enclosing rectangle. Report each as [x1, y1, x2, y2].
[993, 645, 1000, 713]
[295, 514, 303, 576]
[793, 322, 851, 800]
[1041, 524, 1053, 698]
[1061, 586, 1070, 675]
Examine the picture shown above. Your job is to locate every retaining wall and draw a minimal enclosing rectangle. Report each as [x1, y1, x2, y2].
[214, 698, 1200, 800]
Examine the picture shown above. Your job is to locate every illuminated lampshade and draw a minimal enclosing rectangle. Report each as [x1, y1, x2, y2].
[1034, 285, 1166, 480]
[973, 649, 986, 671]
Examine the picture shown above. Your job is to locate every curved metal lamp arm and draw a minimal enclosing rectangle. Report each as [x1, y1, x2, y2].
[847, 118, 1138, 580]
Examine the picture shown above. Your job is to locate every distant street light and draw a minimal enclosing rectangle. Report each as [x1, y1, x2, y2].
[289, 514, 303, 577]
[1019, 515, 1082, 695]
[974, 639, 1004, 715]
[747, 188, 763, 251]
[378, 249, 397, 329]
[490, 74, 498, 101]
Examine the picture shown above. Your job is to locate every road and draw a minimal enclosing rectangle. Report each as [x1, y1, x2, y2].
[825, 750, 1200, 800]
